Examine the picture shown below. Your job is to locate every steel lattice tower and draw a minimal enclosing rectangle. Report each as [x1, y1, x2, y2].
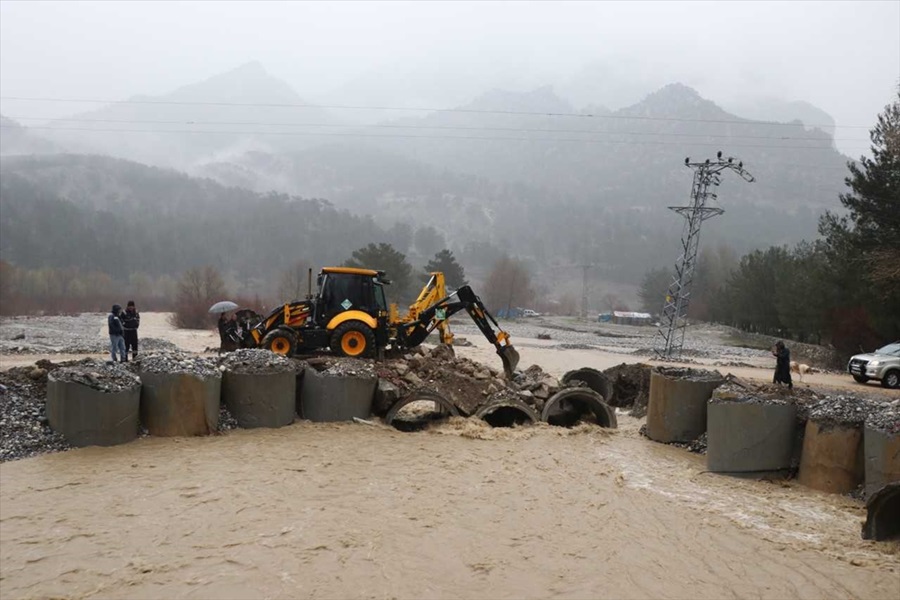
[656, 153, 754, 360]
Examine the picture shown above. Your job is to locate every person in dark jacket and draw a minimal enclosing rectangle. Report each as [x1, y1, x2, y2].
[108, 304, 127, 363]
[217, 312, 240, 354]
[121, 300, 140, 360]
[772, 340, 792, 389]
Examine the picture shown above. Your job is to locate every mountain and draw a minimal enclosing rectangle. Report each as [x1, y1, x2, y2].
[39, 62, 341, 167]
[0, 115, 59, 155]
[0, 154, 387, 283]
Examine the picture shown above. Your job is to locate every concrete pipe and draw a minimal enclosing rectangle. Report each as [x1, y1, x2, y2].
[384, 390, 459, 432]
[797, 420, 863, 494]
[646, 368, 724, 443]
[222, 371, 296, 429]
[299, 367, 376, 422]
[476, 398, 540, 428]
[864, 425, 900, 499]
[561, 368, 613, 402]
[707, 400, 797, 475]
[139, 372, 221, 436]
[862, 483, 900, 541]
[541, 387, 617, 428]
[46, 380, 141, 447]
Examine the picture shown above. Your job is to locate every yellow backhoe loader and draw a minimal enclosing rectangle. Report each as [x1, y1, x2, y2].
[236, 267, 520, 377]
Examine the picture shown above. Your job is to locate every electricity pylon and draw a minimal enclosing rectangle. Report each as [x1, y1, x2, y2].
[656, 152, 754, 360]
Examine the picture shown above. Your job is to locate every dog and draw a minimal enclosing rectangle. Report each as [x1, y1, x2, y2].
[790, 361, 811, 381]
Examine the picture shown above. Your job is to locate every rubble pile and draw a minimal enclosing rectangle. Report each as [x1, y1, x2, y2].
[864, 402, 900, 435]
[219, 349, 299, 374]
[0, 364, 69, 461]
[49, 359, 141, 393]
[374, 345, 559, 416]
[309, 357, 377, 378]
[138, 350, 219, 378]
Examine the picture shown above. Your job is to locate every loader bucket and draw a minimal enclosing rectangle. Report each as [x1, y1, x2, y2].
[498, 345, 520, 379]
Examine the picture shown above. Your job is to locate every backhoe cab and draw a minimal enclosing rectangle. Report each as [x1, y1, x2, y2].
[239, 267, 519, 377]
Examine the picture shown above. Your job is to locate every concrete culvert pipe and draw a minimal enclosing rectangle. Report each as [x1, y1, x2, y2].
[707, 399, 797, 475]
[541, 387, 617, 428]
[476, 399, 539, 428]
[299, 367, 376, 422]
[139, 373, 221, 436]
[46, 371, 141, 448]
[862, 483, 900, 541]
[646, 367, 724, 444]
[798, 420, 864, 494]
[863, 423, 900, 499]
[384, 390, 458, 432]
[561, 368, 612, 402]
[222, 371, 297, 429]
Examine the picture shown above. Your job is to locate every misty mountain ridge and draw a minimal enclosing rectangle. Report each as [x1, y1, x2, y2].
[0, 62, 853, 288]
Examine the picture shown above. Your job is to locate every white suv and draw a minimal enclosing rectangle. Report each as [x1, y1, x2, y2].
[848, 342, 900, 389]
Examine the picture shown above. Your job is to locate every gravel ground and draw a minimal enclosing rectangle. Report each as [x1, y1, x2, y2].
[447, 317, 773, 363]
[49, 358, 141, 393]
[138, 350, 220, 378]
[219, 348, 299, 374]
[0, 363, 70, 462]
[0, 314, 178, 355]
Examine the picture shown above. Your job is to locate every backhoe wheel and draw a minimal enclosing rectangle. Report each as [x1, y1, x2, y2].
[262, 330, 296, 356]
[331, 321, 376, 358]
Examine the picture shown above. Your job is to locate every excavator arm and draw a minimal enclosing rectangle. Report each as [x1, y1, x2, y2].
[399, 285, 520, 378]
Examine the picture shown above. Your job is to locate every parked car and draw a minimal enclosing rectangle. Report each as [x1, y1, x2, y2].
[848, 342, 900, 389]
[521, 309, 541, 318]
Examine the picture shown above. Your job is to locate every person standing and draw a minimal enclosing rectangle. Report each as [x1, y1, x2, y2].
[121, 300, 140, 360]
[772, 340, 793, 389]
[108, 304, 127, 363]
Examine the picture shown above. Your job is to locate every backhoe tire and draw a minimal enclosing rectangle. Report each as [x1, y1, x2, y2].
[852, 374, 869, 384]
[262, 330, 296, 356]
[331, 321, 376, 358]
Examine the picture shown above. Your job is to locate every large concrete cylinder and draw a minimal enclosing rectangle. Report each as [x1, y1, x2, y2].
[476, 397, 540, 428]
[707, 400, 797, 474]
[561, 368, 612, 402]
[222, 371, 296, 429]
[646, 368, 724, 443]
[139, 372, 221, 436]
[862, 483, 900, 541]
[46, 380, 141, 447]
[798, 420, 863, 494]
[864, 425, 900, 499]
[541, 387, 617, 428]
[299, 367, 376, 422]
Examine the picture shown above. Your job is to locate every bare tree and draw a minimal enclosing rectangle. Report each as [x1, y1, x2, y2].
[170, 266, 226, 329]
[484, 256, 533, 313]
[278, 260, 312, 300]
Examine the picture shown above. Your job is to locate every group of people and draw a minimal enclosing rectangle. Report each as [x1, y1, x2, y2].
[107, 301, 140, 363]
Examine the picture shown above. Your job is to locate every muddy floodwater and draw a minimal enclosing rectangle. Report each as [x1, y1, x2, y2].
[1, 417, 897, 599]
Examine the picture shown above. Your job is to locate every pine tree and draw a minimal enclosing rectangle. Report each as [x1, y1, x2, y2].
[423, 249, 467, 290]
[345, 243, 413, 299]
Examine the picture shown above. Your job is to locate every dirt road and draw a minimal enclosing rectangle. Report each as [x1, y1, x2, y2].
[1, 418, 898, 600]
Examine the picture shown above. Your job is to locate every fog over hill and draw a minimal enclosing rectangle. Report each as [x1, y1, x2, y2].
[0, 61, 861, 305]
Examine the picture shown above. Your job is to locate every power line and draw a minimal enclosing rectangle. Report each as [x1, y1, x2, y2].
[0, 95, 870, 129]
[3, 115, 862, 143]
[0, 124, 866, 152]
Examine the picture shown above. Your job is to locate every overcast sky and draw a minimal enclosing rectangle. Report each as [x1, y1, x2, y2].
[1, 0, 898, 155]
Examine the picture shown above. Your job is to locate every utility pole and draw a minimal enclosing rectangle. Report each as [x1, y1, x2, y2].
[656, 152, 754, 360]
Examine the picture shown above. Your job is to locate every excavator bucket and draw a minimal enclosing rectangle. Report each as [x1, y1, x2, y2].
[498, 345, 520, 379]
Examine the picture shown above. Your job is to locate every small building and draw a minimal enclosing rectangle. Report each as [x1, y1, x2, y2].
[611, 311, 653, 326]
